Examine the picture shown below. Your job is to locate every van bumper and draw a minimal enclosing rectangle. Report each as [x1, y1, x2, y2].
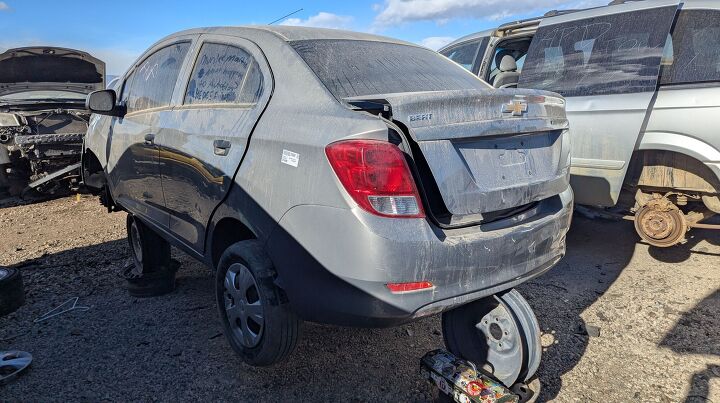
[266, 187, 574, 327]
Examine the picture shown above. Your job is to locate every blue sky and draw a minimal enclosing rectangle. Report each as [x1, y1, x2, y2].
[0, 0, 605, 75]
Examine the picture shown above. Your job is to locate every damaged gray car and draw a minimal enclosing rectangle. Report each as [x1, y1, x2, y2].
[0, 47, 105, 197]
[83, 27, 573, 388]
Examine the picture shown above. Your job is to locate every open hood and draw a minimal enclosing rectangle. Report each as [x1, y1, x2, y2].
[0, 46, 105, 97]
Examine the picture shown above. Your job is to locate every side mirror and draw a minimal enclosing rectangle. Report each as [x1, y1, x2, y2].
[86, 90, 126, 117]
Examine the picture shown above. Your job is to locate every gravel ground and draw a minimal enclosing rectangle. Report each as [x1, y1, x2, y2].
[1, 196, 718, 402]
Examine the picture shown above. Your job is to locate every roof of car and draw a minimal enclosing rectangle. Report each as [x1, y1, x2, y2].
[169, 25, 417, 47]
[440, 0, 680, 51]
[439, 29, 495, 52]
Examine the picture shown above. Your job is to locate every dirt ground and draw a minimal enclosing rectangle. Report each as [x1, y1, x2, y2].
[0, 195, 718, 402]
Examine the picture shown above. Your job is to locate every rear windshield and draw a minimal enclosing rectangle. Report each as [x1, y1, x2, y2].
[290, 39, 489, 99]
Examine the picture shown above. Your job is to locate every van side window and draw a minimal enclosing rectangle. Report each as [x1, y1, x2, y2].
[126, 42, 191, 113]
[440, 39, 485, 72]
[184, 43, 264, 105]
[518, 7, 677, 97]
[660, 10, 720, 85]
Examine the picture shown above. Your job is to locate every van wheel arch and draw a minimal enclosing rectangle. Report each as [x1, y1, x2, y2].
[626, 150, 720, 196]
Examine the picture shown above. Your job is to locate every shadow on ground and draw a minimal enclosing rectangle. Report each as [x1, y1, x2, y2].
[1, 213, 718, 401]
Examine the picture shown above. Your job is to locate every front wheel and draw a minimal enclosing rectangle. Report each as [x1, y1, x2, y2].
[442, 289, 541, 387]
[215, 240, 301, 366]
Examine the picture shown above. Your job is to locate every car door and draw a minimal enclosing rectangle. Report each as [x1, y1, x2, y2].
[106, 40, 192, 228]
[517, 2, 680, 206]
[439, 34, 490, 76]
[155, 35, 272, 252]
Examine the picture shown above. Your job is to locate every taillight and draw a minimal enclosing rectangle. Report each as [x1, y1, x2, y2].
[325, 139, 425, 218]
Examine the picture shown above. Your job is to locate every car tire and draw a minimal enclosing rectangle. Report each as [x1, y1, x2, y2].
[0, 267, 25, 317]
[442, 289, 541, 387]
[215, 240, 301, 366]
[126, 214, 171, 274]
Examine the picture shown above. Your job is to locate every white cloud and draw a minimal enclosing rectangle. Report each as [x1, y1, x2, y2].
[419, 36, 455, 50]
[0, 2, 9, 11]
[373, 0, 607, 27]
[280, 12, 354, 30]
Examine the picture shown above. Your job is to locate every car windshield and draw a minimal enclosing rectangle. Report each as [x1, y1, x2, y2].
[0, 90, 88, 103]
[290, 39, 490, 100]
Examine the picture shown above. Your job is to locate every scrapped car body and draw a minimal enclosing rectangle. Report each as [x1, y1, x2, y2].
[441, 0, 720, 247]
[0, 47, 105, 197]
[83, 26, 572, 385]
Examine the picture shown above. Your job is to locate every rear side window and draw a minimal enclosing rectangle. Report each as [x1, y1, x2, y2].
[518, 7, 677, 97]
[290, 39, 489, 100]
[184, 43, 264, 105]
[126, 42, 190, 113]
[440, 38, 486, 72]
[660, 10, 720, 85]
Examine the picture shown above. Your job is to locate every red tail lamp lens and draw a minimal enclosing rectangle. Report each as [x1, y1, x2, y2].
[325, 140, 425, 218]
[386, 281, 435, 294]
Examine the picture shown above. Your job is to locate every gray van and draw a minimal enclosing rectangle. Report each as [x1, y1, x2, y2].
[441, 0, 720, 247]
[83, 26, 572, 386]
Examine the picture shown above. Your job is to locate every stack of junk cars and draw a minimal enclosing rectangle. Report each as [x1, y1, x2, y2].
[0, 0, 714, 400]
[0, 47, 105, 198]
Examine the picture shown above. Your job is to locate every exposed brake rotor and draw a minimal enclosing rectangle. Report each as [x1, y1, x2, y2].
[634, 198, 687, 247]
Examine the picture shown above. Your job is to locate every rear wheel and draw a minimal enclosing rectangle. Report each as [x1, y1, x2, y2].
[215, 240, 301, 366]
[126, 214, 171, 273]
[124, 214, 175, 297]
[442, 289, 541, 387]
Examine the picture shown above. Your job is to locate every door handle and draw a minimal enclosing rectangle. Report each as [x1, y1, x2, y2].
[213, 139, 231, 156]
[144, 133, 155, 145]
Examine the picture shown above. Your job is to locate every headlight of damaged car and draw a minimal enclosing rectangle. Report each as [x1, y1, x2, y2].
[0, 113, 22, 127]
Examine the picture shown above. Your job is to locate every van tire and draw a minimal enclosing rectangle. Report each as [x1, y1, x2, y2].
[126, 214, 171, 274]
[0, 267, 25, 317]
[215, 240, 301, 366]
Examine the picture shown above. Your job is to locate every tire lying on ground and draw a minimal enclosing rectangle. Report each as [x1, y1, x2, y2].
[0, 267, 25, 317]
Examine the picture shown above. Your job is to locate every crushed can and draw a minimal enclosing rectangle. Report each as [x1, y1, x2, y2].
[421, 349, 519, 403]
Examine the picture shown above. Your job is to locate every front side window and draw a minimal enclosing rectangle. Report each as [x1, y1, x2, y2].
[440, 39, 485, 72]
[184, 43, 264, 105]
[126, 42, 191, 113]
[660, 10, 720, 85]
[519, 7, 677, 97]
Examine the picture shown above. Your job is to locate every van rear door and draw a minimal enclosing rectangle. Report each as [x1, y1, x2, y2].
[518, 1, 680, 206]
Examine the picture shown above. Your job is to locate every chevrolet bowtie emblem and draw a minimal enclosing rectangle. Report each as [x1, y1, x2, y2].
[502, 100, 528, 117]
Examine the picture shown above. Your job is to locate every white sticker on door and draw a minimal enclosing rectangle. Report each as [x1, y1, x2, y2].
[281, 149, 300, 167]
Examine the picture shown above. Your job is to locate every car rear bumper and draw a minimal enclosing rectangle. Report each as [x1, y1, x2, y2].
[266, 186, 574, 327]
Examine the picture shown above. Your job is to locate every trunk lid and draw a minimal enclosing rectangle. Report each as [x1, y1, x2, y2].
[0, 47, 105, 97]
[345, 89, 569, 219]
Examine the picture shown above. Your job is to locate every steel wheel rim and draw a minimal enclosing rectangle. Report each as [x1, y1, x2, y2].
[130, 220, 143, 263]
[475, 303, 524, 386]
[223, 263, 264, 348]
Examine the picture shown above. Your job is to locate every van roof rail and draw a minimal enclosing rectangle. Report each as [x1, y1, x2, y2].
[543, 9, 583, 17]
[607, 0, 646, 5]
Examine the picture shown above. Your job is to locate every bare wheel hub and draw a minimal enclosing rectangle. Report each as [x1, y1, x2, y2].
[634, 199, 687, 247]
